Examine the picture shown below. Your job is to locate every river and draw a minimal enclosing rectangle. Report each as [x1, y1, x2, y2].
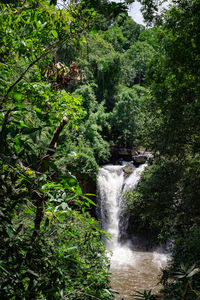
[97, 161, 169, 299]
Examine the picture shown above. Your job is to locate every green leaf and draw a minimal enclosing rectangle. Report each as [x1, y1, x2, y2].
[81, 195, 96, 206]
[64, 194, 76, 202]
[19, 121, 29, 128]
[35, 108, 45, 120]
[51, 30, 58, 38]
[104, 288, 112, 295]
[13, 92, 22, 101]
[61, 202, 68, 210]
[16, 224, 23, 234]
[75, 186, 82, 196]
[0, 263, 10, 274]
[65, 246, 78, 251]
[108, 289, 120, 294]
[14, 137, 21, 152]
[6, 226, 13, 238]
[27, 269, 39, 277]
[187, 268, 200, 278]
[187, 264, 196, 275]
[17, 171, 33, 184]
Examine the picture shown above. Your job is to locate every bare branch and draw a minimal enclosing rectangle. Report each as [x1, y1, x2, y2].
[46, 116, 68, 156]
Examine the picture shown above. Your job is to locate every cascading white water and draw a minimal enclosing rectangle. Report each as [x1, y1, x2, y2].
[97, 165, 124, 250]
[97, 161, 169, 299]
[123, 162, 148, 192]
[97, 162, 148, 252]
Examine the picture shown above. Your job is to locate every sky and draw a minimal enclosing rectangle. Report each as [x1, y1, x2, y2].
[57, 0, 145, 25]
[114, 0, 145, 25]
[113, 0, 171, 26]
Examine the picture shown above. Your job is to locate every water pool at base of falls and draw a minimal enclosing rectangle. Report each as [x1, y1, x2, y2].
[110, 245, 169, 299]
[97, 162, 169, 299]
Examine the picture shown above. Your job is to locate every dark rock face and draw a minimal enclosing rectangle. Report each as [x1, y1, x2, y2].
[110, 146, 154, 166]
[110, 146, 138, 162]
[132, 151, 154, 167]
[125, 215, 159, 250]
[132, 155, 147, 164]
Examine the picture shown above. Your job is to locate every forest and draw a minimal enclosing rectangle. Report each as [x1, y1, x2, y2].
[0, 0, 200, 299]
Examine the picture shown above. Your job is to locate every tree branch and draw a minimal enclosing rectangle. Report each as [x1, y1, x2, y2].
[40, 116, 68, 172]
[46, 116, 68, 157]
[0, 52, 46, 109]
[34, 116, 68, 232]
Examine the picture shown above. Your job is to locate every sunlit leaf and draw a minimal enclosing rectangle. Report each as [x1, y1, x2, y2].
[13, 92, 22, 101]
[51, 30, 58, 38]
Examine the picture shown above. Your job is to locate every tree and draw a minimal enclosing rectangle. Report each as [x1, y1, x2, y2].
[115, 15, 144, 50]
[103, 26, 128, 52]
[138, 27, 164, 52]
[124, 41, 156, 85]
[109, 85, 147, 148]
[0, 1, 115, 298]
[76, 33, 121, 110]
[103, 15, 144, 52]
[124, 0, 200, 298]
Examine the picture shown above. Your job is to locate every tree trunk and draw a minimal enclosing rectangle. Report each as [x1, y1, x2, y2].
[34, 116, 68, 231]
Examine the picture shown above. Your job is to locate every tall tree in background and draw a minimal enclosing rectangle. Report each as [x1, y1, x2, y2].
[125, 1, 200, 298]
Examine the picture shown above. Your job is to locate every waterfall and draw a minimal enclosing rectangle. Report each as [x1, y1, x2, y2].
[97, 160, 170, 298]
[97, 165, 124, 249]
[97, 162, 148, 252]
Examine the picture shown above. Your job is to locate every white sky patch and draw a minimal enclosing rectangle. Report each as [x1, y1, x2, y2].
[128, 1, 145, 25]
[114, 0, 171, 26]
[57, 0, 145, 25]
[57, 0, 171, 26]
[113, 0, 145, 25]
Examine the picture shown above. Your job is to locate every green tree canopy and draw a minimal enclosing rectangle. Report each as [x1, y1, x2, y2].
[0, 1, 116, 298]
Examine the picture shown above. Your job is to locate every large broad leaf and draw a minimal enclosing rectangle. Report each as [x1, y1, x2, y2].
[187, 268, 200, 278]
[61, 202, 68, 210]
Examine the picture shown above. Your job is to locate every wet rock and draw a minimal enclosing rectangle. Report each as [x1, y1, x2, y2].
[132, 155, 147, 164]
[115, 158, 124, 165]
[122, 163, 136, 179]
[131, 149, 139, 156]
[123, 168, 133, 175]
[132, 152, 154, 166]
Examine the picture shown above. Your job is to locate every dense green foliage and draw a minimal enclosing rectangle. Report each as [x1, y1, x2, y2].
[0, 0, 155, 297]
[0, 1, 120, 298]
[1, 0, 200, 299]
[124, 0, 200, 299]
